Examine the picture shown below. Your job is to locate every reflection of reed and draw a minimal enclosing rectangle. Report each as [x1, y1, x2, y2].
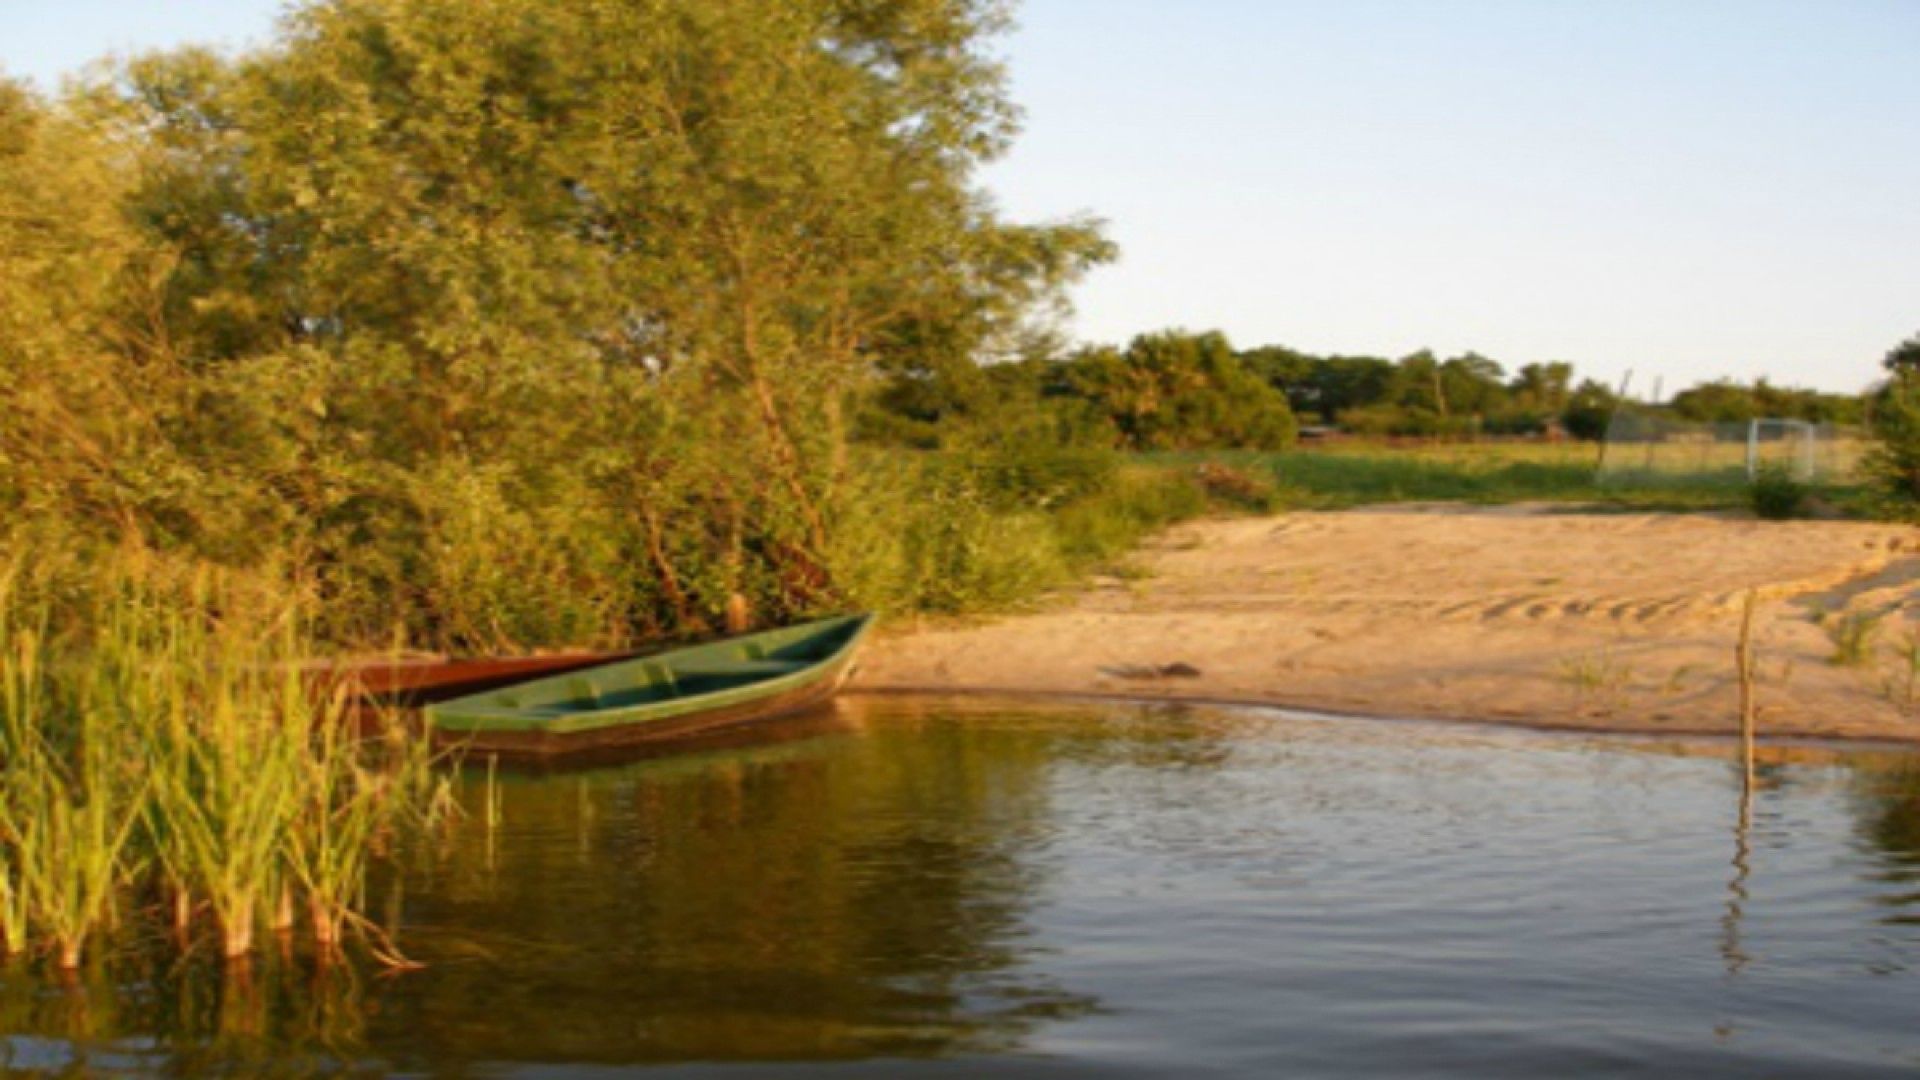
[1721, 784, 1753, 977]
[1722, 589, 1759, 976]
[0, 942, 378, 1076]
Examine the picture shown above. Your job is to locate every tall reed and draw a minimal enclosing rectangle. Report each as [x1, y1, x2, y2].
[0, 547, 454, 971]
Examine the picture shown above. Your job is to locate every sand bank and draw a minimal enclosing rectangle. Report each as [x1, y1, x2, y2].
[853, 506, 1920, 742]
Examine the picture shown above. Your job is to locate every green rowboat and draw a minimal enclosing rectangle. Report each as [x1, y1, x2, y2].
[425, 614, 874, 756]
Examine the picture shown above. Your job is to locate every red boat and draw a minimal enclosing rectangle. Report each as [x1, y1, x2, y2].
[308, 653, 634, 732]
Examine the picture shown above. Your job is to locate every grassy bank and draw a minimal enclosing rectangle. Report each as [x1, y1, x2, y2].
[831, 452, 1216, 614]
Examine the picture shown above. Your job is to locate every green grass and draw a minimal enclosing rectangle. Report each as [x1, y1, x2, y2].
[1822, 610, 1887, 667]
[1147, 443, 1866, 515]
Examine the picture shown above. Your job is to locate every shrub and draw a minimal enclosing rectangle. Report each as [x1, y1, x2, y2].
[832, 469, 1067, 614]
[1193, 462, 1282, 513]
[955, 444, 1119, 510]
[1052, 468, 1209, 565]
[1864, 375, 1920, 515]
[1750, 463, 1808, 520]
[1823, 609, 1886, 667]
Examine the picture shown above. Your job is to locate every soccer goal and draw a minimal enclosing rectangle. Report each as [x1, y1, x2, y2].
[1598, 408, 1862, 489]
[1746, 418, 1819, 481]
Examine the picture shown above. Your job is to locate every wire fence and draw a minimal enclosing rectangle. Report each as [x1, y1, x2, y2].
[1597, 410, 1864, 488]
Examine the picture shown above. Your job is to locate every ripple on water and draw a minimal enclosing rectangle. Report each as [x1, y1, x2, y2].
[1, 697, 1918, 1077]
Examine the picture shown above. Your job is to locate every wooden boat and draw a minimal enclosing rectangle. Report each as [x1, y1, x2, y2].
[315, 653, 636, 710]
[424, 614, 874, 756]
[306, 653, 633, 736]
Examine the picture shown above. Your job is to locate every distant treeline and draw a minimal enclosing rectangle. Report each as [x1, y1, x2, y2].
[862, 329, 1865, 450]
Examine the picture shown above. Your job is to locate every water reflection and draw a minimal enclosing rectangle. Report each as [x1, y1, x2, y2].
[0, 699, 1916, 1076]
[0, 948, 377, 1076]
[1721, 780, 1754, 977]
[1852, 756, 1920, 931]
[378, 701, 1107, 1067]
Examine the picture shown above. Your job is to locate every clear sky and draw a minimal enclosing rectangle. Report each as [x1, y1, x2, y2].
[4, 0, 1914, 394]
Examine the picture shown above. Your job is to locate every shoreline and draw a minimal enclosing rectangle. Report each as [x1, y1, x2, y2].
[844, 685, 1920, 751]
[852, 506, 1920, 746]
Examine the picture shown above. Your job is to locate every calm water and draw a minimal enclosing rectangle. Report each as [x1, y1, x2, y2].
[4, 697, 1919, 1077]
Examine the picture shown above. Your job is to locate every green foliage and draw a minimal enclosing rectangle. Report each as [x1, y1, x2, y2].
[1249, 349, 1605, 440]
[950, 445, 1120, 510]
[1052, 330, 1298, 451]
[0, 1, 1113, 648]
[1239, 348, 1394, 424]
[1561, 379, 1621, 442]
[863, 329, 1298, 456]
[1246, 340, 1863, 444]
[1885, 333, 1920, 381]
[826, 452, 1213, 615]
[1866, 341, 1920, 516]
[848, 482, 1068, 615]
[1750, 463, 1809, 520]
[1210, 446, 1743, 511]
[0, 544, 450, 967]
[1050, 468, 1210, 566]
[1670, 378, 1862, 425]
[1556, 648, 1633, 712]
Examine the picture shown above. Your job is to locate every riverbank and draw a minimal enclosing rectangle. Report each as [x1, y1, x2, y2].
[853, 505, 1920, 742]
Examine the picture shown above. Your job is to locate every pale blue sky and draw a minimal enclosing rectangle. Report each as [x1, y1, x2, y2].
[4, 1, 1915, 393]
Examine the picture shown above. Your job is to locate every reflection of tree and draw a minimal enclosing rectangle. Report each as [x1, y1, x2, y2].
[373, 702, 1103, 1066]
[1852, 758, 1920, 879]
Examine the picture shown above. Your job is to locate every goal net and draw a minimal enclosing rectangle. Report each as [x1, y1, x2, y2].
[1745, 418, 1819, 481]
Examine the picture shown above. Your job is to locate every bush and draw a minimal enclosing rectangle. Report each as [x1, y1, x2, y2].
[830, 452, 1217, 615]
[829, 462, 1068, 614]
[1333, 404, 1477, 439]
[1193, 462, 1282, 513]
[1750, 464, 1808, 520]
[1059, 331, 1299, 451]
[1865, 376, 1920, 516]
[1052, 468, 1209, 565]
[953, 444, 1119, 510]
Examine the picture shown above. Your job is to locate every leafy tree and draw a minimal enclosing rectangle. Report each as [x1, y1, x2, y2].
[1060, 331, 1296, 451]
[1240, 347, 1395, 424]
[1670, 380, 1762, 424]
[1866, 334, 1920, 509]
[5, 0, 1111, 647]
[1670, 378, 1862, 426]
[1508, 362, 1573, 414]
[1438, 353, 1509, 417]
[1884, 333, 1920, 380]
[1561, 379, 1620, 442]
[0, 76, 185, 534]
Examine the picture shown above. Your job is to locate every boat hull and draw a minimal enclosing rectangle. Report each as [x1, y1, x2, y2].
[429, 650, 858, 757]
[424, 614, 873, 758]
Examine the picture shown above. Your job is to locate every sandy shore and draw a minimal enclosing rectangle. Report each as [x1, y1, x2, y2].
[852, 505, 1920, 742]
